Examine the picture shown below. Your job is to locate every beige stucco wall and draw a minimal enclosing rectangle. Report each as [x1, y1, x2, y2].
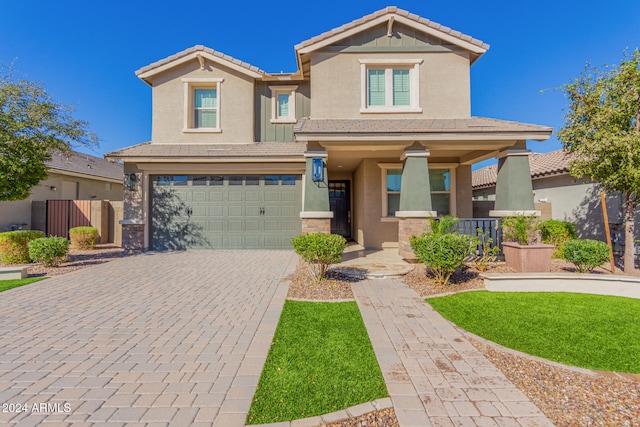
[309, 51, 470, 119]
[0, 173, 123, 231]
[149, 60, 255, 144]
[456, 165, 473, 218]
[352, 159, 400, 249]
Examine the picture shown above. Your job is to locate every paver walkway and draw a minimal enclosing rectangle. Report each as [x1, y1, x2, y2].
[353, 278, 553, 427]
[0, 250, 297, 427]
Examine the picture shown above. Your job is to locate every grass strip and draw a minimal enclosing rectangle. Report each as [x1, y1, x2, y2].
[427, 291, 640, 373]
[246, 300, 388, 424]
[0, 277, 46, 293]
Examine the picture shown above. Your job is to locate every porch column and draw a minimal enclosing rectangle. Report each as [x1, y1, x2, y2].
[120, 164, 145, 251]
[300, 150, 333, 234]
[490, 148, 540, 217]
[396, 148, 437, 260]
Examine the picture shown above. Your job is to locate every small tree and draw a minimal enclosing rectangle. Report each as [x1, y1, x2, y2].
[0, 67, 98, 201]
[557, 50, 640, 273]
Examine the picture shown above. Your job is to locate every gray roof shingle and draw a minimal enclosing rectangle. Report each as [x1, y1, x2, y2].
[294, 117, 553, 135]
[48, 151, 123, 181]
[105, 142, 307, 160]
[136, 45, 266, 78]
[472, 149, 572, 189]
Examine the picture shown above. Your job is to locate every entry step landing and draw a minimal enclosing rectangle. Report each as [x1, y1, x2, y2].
[333, 245, 414, 279]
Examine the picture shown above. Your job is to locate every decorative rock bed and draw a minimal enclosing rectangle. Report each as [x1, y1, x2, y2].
[482, 272, 640, 299]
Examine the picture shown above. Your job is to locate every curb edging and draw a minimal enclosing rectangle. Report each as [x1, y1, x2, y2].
[246, 397, 393, 427]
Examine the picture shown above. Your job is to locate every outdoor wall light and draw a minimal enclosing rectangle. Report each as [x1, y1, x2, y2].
[126, 173, 137, 191]
[49, 186, 57, 191]
[311, 158, 324, 182]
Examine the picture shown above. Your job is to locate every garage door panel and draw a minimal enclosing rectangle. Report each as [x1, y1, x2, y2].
[229, 191, 244, 202]
[151, 174, 301, 250]
[210, 205, 224, 217]
[245, 220, 260, 231]
[228, 219, 244, 231]
[229, 206, 243, 217]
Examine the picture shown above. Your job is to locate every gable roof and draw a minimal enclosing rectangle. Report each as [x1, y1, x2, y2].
[294, 117, 553, 141]
[295, 6, 489, 74]
[472, 149, 571, 189]
[136, 45, 265, 85]
[48, 151, 123, 182]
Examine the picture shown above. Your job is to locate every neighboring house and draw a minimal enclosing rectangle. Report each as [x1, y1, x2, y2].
[472, 149, 628, 251]
[106, 7, 552, 256]
[0, 151, 124, 232]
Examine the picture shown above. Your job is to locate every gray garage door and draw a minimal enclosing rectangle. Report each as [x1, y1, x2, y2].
[150, 174, 302, 250]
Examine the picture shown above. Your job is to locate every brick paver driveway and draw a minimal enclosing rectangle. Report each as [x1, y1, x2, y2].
[0, 250, 297, 426]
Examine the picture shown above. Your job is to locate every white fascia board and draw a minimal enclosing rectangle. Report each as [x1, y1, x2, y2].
[295, 132, 552, 142]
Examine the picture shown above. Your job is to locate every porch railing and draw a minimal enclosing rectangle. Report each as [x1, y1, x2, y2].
[455, 218, 503, 256]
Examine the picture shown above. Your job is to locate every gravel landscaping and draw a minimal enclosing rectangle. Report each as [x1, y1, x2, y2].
[24, 244, 131, 277]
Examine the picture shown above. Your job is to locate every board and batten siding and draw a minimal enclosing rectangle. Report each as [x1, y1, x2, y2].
[255, 81, 310, 142]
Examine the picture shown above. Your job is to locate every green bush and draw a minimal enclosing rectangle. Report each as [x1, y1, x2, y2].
[502, 215, 537, 245]
[410, 233, 475, 285]
[291, 233, 347, 281]
[563, 239, 610, 273]
[429, 215, 460, 236]
[68, 226, 99, 250]
[0, 230, 46, 264]
[28, 237, 70, 267]
[538, 219, 577, 258]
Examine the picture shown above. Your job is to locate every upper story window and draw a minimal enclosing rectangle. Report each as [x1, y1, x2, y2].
[182, 78, 224, 133]
[359, 59, 423, 114]
[269, 85, 297, 124]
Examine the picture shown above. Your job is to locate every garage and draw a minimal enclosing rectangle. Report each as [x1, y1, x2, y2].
[150, 174, 302, 250]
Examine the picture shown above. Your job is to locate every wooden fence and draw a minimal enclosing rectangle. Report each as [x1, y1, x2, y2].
[32, 200, 123, 246]
[46, 200, 91, 238]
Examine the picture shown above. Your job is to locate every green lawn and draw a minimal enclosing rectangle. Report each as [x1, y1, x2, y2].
[0, 277, 45, 293]
[246, 300, 388, 425]
[427, 291, 640, 373]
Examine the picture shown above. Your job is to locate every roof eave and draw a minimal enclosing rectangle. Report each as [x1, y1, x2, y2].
[294, 131, 552, 142]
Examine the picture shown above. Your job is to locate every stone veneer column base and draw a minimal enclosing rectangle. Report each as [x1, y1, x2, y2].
[122, 224, 145, 251]
[301, 218, 331, 234]
[397, 217, 433, 261]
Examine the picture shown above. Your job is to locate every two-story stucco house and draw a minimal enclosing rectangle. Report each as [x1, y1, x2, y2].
[106, 7, 552, 257]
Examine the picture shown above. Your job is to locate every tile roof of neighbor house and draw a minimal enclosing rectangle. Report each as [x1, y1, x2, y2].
[472, 149, 571, 189]
[105, 142, 307, 160]
[47, 151, 123, 181]
[294, 6, 490, 52]
[135, 45, 266, 78]
[294, 117, 553, 136]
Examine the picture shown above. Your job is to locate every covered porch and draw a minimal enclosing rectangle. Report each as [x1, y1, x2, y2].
[294, 117, 553, 260]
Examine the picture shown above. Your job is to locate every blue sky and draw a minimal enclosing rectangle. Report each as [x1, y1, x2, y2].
[2, 1, 639, 165]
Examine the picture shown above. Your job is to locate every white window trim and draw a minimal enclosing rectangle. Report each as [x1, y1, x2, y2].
[378, 163, 457, 218]
[360, 59, 423, 114]
[182, 78, 224, 133]
[269, 85, 298, 124]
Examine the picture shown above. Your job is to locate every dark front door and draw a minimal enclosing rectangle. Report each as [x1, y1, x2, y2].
[329, 180, 351, 239]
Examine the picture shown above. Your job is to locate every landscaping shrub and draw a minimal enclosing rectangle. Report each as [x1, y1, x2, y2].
[502, 215, 537, 245]
[473, 228, 500, 272]
[291, 233, 347, 281]
[538, 219, 577, 258]
[0, 230, 46, 264]
[68, 226, 99, 250]
[410, 233, 475, 285]
[28, 237, 70, 267]
[429, 215, 460, 236]
[563, 239, 610, 273]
